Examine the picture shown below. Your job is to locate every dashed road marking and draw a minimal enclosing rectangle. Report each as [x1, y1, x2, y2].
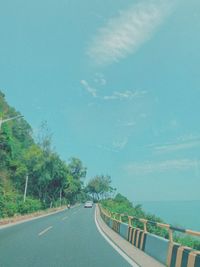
[38, 226, 53, 236]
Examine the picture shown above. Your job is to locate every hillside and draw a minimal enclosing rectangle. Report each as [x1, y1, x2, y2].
[0, 91, 87, 217]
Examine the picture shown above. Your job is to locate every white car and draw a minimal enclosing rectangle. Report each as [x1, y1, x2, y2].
[84, 201, 93, 208]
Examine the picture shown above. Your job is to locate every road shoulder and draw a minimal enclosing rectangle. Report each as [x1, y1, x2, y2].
[95, 205, 166, 267]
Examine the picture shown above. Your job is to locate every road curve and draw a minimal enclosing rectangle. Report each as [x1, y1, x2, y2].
[0, 205, 131, 267]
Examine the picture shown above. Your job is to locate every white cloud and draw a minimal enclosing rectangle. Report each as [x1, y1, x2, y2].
[112, 137, 128, 150]
[125, 159, 200, 175]
[148, 136, 200, 154]
[94, 73, 107, 86]
[80, 80, 97, 97]
[97, 144, 118, 153]
[97, 137, 129, 153]
[87, 0, 174, 65]
[80, 78, 147, 101]
[103, 90, 146, 101]
[155, 140, 200, 153]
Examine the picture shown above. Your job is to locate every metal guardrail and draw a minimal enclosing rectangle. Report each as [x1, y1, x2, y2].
[100, 206, 200, 243]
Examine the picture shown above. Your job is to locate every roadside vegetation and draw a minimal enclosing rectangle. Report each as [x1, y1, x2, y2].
[101, 194, 200, 250]
[0, 91, 87, 218]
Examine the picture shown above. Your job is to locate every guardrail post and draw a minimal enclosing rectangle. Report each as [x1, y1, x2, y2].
[168, 229, 173, 243]
[140, 219, 148, 232]
[143, 221, 147, 233]
[128, 216, 132, 227]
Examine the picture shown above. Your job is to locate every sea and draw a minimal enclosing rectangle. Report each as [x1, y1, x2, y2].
[135, 200, 200, 232]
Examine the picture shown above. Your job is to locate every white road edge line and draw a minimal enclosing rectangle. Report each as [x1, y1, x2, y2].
[94, 208, 139, 267]
[38, 226, 53, 236]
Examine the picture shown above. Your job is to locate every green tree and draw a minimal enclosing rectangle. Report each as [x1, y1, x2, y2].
[68, 157, 87, 180]
[86, 175, 114, 201]
[0, 91, 88, 216]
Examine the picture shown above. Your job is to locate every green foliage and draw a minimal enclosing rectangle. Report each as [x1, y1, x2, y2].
[0, 189, 43, 218]
[174, 235, 200, 250]
[0, 91, 87, 216]
[86, 175, 115, 201]
[68, 157, 87, 180]
[17, 198, 43, 214]
[0, 128, 12, 168]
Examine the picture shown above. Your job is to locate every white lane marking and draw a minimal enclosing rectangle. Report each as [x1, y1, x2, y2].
[62, 216, 68, 221]
[38, 226, 53, 236]
[94, 209, 139, 267]
[0, 205, 80, 230]
[0, 208, 68, 230]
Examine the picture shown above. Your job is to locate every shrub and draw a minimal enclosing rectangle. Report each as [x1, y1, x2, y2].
[17, 198, 43, 214]
[0, 191, 43, 218]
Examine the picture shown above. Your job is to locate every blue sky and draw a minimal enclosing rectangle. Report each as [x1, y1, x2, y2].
[1, 0, 200, 201]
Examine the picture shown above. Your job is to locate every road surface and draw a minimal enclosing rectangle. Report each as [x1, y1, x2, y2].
[0, 205, 131, 267]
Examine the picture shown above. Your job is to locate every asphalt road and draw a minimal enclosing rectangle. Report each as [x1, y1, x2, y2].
[0, 205, 131, 267]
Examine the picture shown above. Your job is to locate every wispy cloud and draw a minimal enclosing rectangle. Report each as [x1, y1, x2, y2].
[103, 90, 147, 101]
[125, 159, 200, 175]
[80, 80, 97, 97]
[88, 0, 174, 65]
[94, 73, 107, 86]
[97, 137, 129, 153]
[81, 79, 147, 102]
[112, 137, 128, 150]
[155, 141, 200, 153]
[149, 137, 200, 154]
[97, 144, 118, 153]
